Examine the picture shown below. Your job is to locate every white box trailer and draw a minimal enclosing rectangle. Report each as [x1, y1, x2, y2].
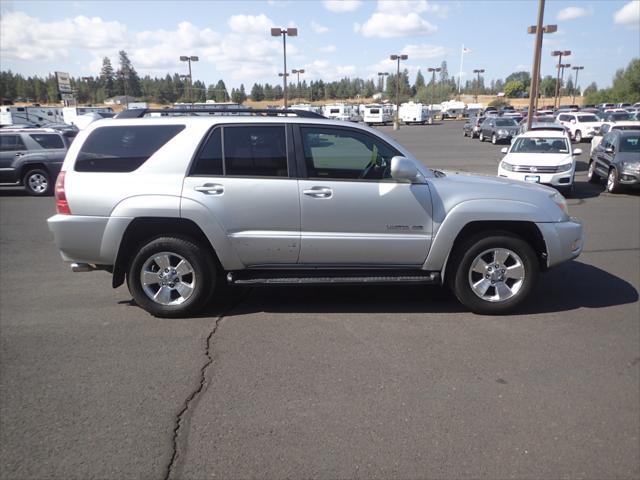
[62, 106, 114, 125]
[322, 104, 360, 122]
[363, 104, 393, 125]
[0, 106, 64, 126]
[290, 103, 324, 115]
[399, 102, 431, 125]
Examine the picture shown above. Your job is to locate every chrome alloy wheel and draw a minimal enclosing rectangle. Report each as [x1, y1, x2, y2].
[140, 252, 196, 306]
[468, 248, 525, 302]
[28, 173, 48, 193]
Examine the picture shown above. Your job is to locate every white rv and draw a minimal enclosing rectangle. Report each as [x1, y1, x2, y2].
[399, 102, 431, 125]
[62, 106, 114, 125]
[0, 106, 64, 126]
[290, 104, 323, 115]
[441, 100, 466, 119]
[322, 104, 359, 122]
[363, 104, 393, 126]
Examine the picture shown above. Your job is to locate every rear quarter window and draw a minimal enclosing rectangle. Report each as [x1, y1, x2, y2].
[75, 125, 185, 172]
[29, 134, 64, 149]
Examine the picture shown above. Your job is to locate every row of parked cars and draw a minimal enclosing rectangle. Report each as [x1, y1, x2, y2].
[463, 106, 640, 195]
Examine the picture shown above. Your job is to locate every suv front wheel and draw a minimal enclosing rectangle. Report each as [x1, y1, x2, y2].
[449, 233, 539, 315]
[23, 169, 52, 196]
[127, 236, 216, 317]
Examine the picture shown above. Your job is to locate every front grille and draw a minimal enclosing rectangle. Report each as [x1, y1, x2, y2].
[513, 165, 558, 173]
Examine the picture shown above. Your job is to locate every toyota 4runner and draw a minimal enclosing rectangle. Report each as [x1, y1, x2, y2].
[48, 108, 584, 317]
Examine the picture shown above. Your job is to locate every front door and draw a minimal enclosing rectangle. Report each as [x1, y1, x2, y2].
[0, 134, 26, 183]
[296, 125, 432, 266]
[182, 124, 300, 267]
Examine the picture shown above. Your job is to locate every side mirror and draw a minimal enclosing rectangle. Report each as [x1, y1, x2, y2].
[573, 148, 582, 155]
[390, 156, 418, 183]
[501, 147, 508, 154]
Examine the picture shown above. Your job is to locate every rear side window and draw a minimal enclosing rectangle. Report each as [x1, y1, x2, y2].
[223, 126, 287, 177]
[0, 135, 26, 151]
[75, 125, 184, 172]
[30, 134, 64, 149]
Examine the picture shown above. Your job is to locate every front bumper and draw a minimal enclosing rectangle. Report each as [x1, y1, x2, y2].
[498, 166, 575, 187]
[536, 218, 584, 268]
[619, 167, 640, 186]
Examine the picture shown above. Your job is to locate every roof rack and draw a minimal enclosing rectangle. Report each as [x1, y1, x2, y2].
[115, 108, 326, 119]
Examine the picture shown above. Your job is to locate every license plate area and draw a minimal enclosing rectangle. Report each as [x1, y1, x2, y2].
[525, 175, 540, 183]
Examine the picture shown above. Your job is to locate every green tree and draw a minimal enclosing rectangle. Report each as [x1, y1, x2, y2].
[250, 83, 264, 101]
[117, 50, 141, 97]
[505, 71, 531, 90]
[583, 82, 598, 97]
[504, 80, 525, 98]
[489, 98, 511, 108]
[99, 57, 116, 98]
[414, 70, 425, 90]
[539, 75, 556, 98]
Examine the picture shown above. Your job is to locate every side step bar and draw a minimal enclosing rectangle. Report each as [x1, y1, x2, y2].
[227, 269, 440, 286]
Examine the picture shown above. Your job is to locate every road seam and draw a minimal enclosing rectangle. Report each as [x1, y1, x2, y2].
[164, 289, 252, 480]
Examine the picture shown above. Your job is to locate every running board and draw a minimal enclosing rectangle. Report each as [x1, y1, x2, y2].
[227, 269, 440, 286]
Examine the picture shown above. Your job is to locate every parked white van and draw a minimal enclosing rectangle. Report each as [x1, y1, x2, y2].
[363, 104, 393, 126]
[399, 102, 431, 125]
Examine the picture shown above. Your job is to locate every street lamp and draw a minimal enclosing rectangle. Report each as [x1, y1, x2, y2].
[473, 69, 485, 103]
[427, 67, 441, 117]
[180, 55, 199, 107]
[377, 72, 389, 94]
[292, 69, 305, 103]
[551, 50, 571, 110]
[271, 27, 298, 108]
[571, 66, 584, 105]
[525, 1, 557, 129]
[118, 70, 129, 109]
[390, 54, 408, 130]
[557, 63, 571, 104]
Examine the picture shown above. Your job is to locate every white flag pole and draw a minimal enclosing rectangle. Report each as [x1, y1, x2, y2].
[458, 44, 464, 95]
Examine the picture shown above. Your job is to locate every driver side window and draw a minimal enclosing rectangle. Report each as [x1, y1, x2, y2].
[300, 127, 400, 181]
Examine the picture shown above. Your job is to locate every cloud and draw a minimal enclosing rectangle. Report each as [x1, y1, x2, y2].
[401, 43, 448, 59]
[318, 44, 337, 53]
[323, 0, 362, 13]
[227, 14, 274, 34]
[0, 11, 127, 61]
[377, 0, 448, 17]
[613, 1, 640, 29]
[556, 6, 589, 21]
[310, 21, 329, 34]
[355, 12, 437, 37]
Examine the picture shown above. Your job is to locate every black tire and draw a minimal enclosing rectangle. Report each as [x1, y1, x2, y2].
[479, 132, 485, 142]
[23, 168, 52, 196]
[127, 236, 216, 318]
[587, 160, 600, 183]
[463, 129, 467, 137]
[574, 130, 582, 143]
[559, 183, 574, 198]
[606, 167, 622, 194]
[491, 133, 497, 144]
[448, 232, 539, 315]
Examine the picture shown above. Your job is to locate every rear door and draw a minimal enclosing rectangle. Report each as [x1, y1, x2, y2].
[295, 125, 432, 266]
[182, 124, 300, 266]
[0, 134, 27, 182]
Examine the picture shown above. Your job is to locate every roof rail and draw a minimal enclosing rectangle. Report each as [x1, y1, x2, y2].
[115, 108, 326, 119]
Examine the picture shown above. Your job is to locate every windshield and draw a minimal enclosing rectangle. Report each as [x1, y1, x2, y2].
[577, 115, 599, 122]
[611, 113, 632, 121]
[510, 137, 569, 154]
[619, 135, 640, 152]
[534, 116, 555, 123]
[496, 119, 517, 126]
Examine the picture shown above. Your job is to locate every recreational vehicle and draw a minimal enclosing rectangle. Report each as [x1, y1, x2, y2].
[290, 104, 324, 115]
[363, 104, 393, 126]
[62, 106, 114, 125]
[399, 102, 431, 125]
[322, 103, 360, 122]
[441, 100, 466, 119]
[0, 106, 64, 127]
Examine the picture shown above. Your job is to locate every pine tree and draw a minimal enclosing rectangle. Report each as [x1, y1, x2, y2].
[100, 57, 116, 98]
[117, 50, 141, 98]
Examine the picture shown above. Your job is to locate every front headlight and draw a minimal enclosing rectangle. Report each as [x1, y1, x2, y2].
[498, 129, 508, 135]
[550, 191, 569, 216]
[500, 161, 515, 171]
[621, 161, 640, 173]
[556, 162, 573, 172]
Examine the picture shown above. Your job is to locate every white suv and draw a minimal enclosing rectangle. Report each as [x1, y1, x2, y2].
[556, 113, 602, 142]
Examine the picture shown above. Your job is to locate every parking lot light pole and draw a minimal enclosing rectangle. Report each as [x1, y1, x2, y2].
[119, 71, 129, 109]
[551, 50, 571, 110]
[180, 55, 199, 107]
[427, 67, 441, 118]
[272, 27, 298, 108]
[473, 69, 485, 103]
[390, 54, 408, 130]
[558, 63, 571, 104]
[571, 66, 584, 105]
[377, 72, 389, 95]
[292, 69, 305, 103]
[526, 1, 557, 130]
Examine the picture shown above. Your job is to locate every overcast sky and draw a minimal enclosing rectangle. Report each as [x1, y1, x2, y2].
[1, 0, 638, 89]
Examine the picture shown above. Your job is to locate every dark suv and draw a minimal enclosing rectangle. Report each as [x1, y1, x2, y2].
[0, 128, 72, 195]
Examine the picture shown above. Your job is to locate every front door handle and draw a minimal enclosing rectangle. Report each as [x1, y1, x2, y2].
[303, 187, 333, 198]
[195, 183, 224, 195]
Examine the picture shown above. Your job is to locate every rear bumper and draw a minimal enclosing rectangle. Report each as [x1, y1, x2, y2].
[47, 214, 132, 266]
[536, 218, 583, 268]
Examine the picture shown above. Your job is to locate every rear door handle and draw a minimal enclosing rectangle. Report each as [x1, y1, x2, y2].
[195, 183, 224, 195]
[303, 187, 333, 198]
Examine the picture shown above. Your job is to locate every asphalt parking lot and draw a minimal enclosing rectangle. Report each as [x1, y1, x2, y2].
[1, 120, 638, 480]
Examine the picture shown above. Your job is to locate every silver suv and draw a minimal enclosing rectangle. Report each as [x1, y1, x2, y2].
[48, 108, 584, 317]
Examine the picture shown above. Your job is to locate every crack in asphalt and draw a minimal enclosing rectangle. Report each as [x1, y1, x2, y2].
[164, 289, 252, 480]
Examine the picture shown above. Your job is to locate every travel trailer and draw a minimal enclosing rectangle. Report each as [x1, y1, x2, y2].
[322, 103, 360, 122]
[0, 106, 64, 126]
[363, 104, 393, 125]
[441, 100, 466, 118]
[290, 104, 324, 115]
[399, 102, 431, 125]
[62, 106, 114, 125]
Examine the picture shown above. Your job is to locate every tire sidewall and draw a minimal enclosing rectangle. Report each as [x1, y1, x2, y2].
[607, 168, 620, 193]
[23, 169, 52, 196]
[451, 233, 539, 315]
[128, 236, 216, 317]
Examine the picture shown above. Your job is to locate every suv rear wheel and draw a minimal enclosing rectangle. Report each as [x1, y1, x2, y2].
[587, 160, 600, 183]
[127, 236, 216, 317]
[449, 233, 539, 315]
[23, 169, 52, 196]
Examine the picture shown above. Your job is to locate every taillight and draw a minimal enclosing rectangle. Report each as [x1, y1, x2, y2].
[55, 171, 71, 215]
